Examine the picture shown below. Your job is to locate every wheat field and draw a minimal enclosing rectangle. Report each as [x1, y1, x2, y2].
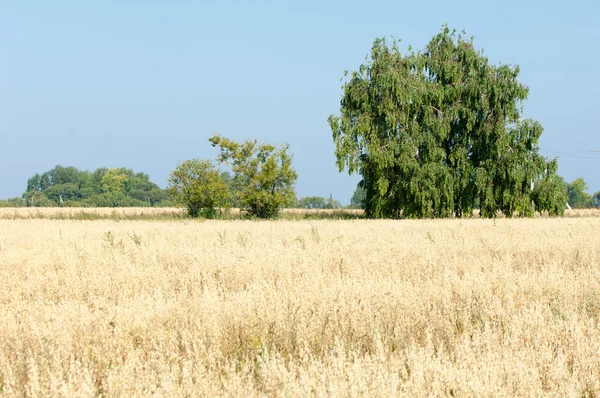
[1, 213, 600, 396]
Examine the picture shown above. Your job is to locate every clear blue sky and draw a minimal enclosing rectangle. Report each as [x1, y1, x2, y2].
[2, 0, 599, 203]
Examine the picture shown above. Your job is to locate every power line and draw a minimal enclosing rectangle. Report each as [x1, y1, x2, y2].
[541, 154, 600, 160]
[539, 145, 600, 160]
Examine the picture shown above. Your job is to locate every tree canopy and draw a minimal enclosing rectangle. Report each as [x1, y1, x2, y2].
[329, 27, 566, 218]
[296, 195, 342, 210]
[209, 135, 297, 218]
[0, 197, 26, 208]
[24, 165, 171, 207]
[168, 159, 232, 218]
[567, 178, 594, 209]
[349, 185, 367, 209]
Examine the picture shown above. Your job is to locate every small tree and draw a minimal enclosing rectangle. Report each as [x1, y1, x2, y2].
[168, 159, 231, 218]
[349, 185, 366, 209]
[209, 135, 297, 218]
[0, 197, 26, 207]
[23, 191, 55, 207]
[533, 170, 567, 216]
[297, 196, 327, 209]
[297, 196, 341, 209]
[567, 178, 593, 208]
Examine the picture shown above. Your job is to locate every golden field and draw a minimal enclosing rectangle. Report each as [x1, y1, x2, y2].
[0, 207, 597, 221]
[1, 212, 600, 396]
[0, 207, 364, 221]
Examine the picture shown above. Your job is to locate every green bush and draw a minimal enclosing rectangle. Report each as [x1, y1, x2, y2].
[168, 159, 231, 218]
[0, 197, 27, 207]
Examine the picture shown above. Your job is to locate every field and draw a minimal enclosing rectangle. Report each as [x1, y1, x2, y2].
[1, 207, 598, 221]
[0, 207, 364, 221]
[1, 210, 600, 396]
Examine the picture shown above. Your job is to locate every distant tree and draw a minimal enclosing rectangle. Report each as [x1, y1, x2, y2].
[91, 168, 108, 193]
[31, 166, 83, 192]
[297, 195, 341, 209]
[78, 193, 149, 208]
[129, 184, 171, 206]
[78, 171, 93, 191]
[349, 185, 366, 209]
[326, 194, 342, 209]
[297, 196, 326, 209]
[23, 165, 171, 207]
[209, 135, 297, 218]
[567, 178, 593, 208]
[45, 183, 81, 203]
[101, 169, 128, 194]
[168, 159, 231, 218]
[533, 172, 568, 215]
[593, 191, 600, 208]
[23, 191, 55, 207]
[328, 26, 565, 218]
[26, 174, 42, 192]
[0, 197, 26, 207]
[286, 197, 299, 208]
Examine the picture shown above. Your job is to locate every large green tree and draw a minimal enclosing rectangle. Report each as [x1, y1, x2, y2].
[209, 135, 297, 218]
[328, 27, 566, 218]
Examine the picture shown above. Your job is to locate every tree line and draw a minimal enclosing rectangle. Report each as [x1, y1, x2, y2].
[2, 27, 599, 217]
[0, 136, 339, 216]
[0, 160, 341, 215]
[563, 178, 600, 209]
[10, 166, 173, 208]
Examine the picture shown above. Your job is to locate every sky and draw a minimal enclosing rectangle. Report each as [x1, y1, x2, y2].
[1, 0, 599, 203]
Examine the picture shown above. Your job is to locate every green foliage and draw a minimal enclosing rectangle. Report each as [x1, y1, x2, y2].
[286, 196, 299, 208]
[532, 171, 567, 216]
[209, 135, 297, 219]
[593, 191, 600, 208]
[168, 159, 231, 218]
[329, 26, 565, 218]
[45, 183, 81, 203]
[297, 195, 342, 209]
[327, 194, 342, 209]
[101, 169, 128, 194]
[297, 196, 326, 209]
[0, 197, 26, 207]
[23, 191, 55, 207]
[24, 165, 171, 207]
[75, 193, 151, 208]
[567, 178, 593, 209]
[29, 166, 82, 192]
[349, 185, 366, 209]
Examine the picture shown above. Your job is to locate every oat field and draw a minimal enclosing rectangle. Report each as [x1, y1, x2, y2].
[0, 208, 366, 221]
[1, 213, 600, 396]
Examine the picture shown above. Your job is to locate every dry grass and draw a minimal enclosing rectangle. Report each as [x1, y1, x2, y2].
[1, 215, 600, 396]
[0, 207, 187, 220]
[1, 207, 597, 221]
[0, 207, 365, 221]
